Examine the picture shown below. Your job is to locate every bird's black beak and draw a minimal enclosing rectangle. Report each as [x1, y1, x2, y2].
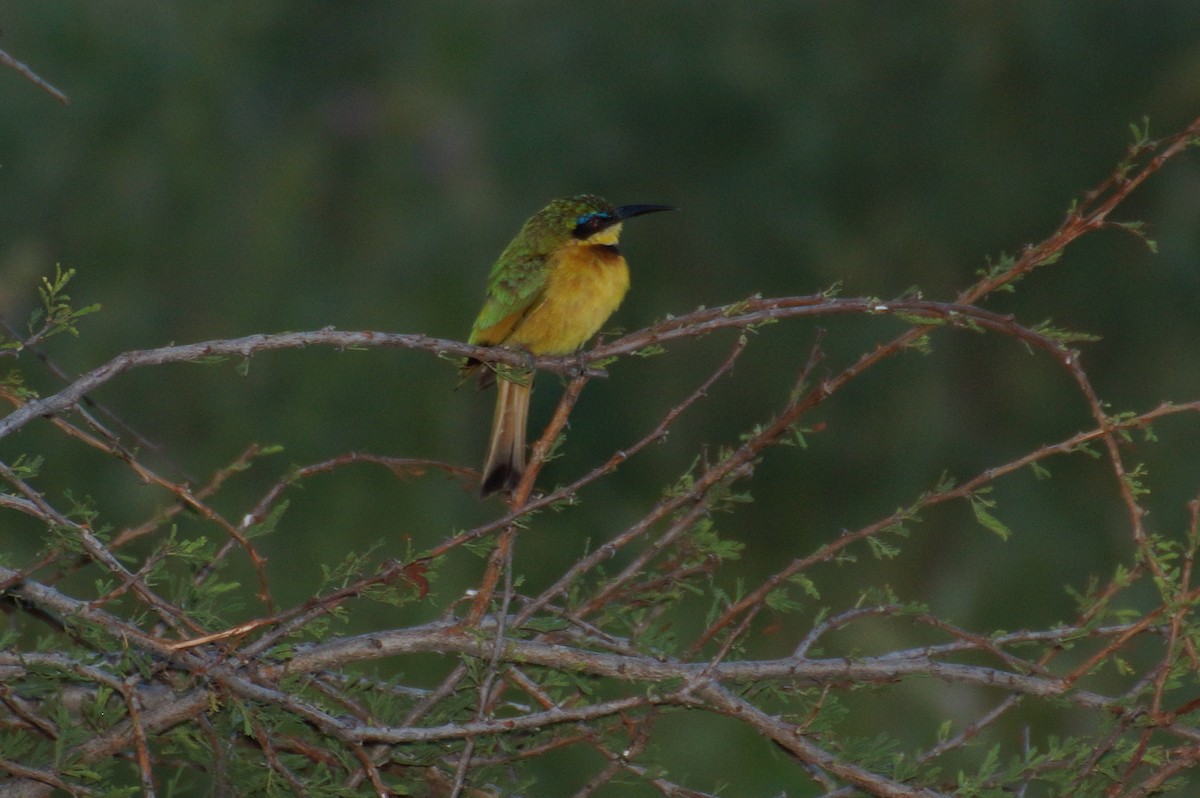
[615, 204, 677, 220]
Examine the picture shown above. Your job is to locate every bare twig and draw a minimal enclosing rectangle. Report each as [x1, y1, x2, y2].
[0, 46, 68, 105]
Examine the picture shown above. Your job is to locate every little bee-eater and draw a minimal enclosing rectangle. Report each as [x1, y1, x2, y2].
[463, 194, 674, 496]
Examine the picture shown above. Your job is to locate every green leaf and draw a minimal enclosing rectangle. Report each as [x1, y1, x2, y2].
[970, 496, 1012, 541]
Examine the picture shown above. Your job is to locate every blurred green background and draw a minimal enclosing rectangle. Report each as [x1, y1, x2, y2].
[3, 2, 1200, 793]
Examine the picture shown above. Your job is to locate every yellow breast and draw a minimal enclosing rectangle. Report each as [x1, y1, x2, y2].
[505, 242, 631, 356]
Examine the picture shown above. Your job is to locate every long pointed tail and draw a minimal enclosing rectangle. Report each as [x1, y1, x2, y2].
[479, 378, 531, 496]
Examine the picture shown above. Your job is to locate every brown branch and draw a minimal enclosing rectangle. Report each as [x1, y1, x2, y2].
[3, 114, 1200, 795]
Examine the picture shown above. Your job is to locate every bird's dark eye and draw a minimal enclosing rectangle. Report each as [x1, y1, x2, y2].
[573, 211, 613, 239]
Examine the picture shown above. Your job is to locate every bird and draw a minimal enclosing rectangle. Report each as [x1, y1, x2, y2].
[463, 194, 675, 497]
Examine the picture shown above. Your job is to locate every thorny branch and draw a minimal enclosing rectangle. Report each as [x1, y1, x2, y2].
[1, 116, 1200, 796]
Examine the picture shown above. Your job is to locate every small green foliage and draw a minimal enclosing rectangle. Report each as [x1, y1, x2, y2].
[29, 265, 101, 340]
[1129, 115, 1152, 148]
[1121, 462, 1150, 498]
[780, 423, 812, 448]
[893, 311, 944, 328]
[855, 585, 899, 609]
[788, 572, 821, 601]
[976, 251, 1021, 290]
[62, 490, 102, 528]
[8, 453, 44, 481]
[244, 500, 289, 540]
[542, 430, 568, 463]
[903, 331, 933, 353]
[953, 744, 1003, 796]
[721, 294, 761, 317]
[633, 342, 666, 358]
[319, 543, 383, 590]
[361, 577, 427, 608]
[865, 534, 901, 560]
[969, 492, 1012, 540]
[661, 456, 700, 498]
[688, 517, 744, 562]
[0, 371, 38, 402]
[1035, 249, 1063, 268]
[927, 471, 955, 495]
[839, 731, 905, 775]
[1031, 319, 1101, 346]
[44, 521, 87, 557]
[765, 586, 804, 613]
[1110, 220, 1159, 252]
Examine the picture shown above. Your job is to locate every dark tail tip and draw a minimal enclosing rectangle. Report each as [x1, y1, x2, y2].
[479, 463, 523, 498]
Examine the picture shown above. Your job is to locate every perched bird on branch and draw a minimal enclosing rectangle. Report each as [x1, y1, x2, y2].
[463, 194, 674, 496]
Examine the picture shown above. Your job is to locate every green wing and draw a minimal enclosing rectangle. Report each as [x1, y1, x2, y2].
[468, 241, 549, 345]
